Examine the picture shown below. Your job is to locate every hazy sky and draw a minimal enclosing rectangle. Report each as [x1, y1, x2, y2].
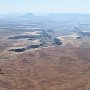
[0, 0, 90, 14]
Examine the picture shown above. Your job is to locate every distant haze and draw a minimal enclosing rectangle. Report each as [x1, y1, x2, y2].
[0, 0, 90, 14]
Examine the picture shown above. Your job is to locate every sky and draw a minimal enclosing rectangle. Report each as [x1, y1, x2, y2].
[0, 0, 90, 14]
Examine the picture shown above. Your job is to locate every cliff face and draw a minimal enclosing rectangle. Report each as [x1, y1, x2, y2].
[79, 31, 90, 37]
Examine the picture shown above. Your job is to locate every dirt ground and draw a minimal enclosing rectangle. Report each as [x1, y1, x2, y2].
[0, 45, 90, 90]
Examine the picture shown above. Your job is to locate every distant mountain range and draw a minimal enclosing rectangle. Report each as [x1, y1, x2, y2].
[0, 13, 90, 22]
